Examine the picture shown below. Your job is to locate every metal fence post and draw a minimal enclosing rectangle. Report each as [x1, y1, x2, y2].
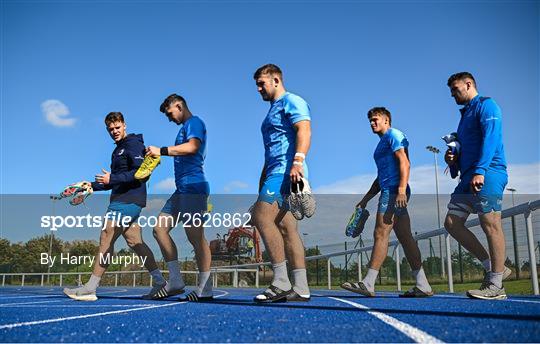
[3, 274, 6, 286]
[21, 274, 25, 287]
[395, 245, 401, 292]
[150, 275, 153, 287]
[41, 274, 44, 287]
[234, 269, 238, 288]
[59, 274, 63, 287]
[115, 274, 118, 287]
[255, 268, 259, 288]
[525, 211, 539, 295]
[445, 234, 454, 293]
[511, 215, 520, 279]
[327, 258, 331, 290]
[132, 273, 136, 287]
[358, 252, 362, 281]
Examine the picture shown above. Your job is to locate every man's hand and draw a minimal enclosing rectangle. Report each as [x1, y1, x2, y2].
[445, 148, 457, 166]
[356, 199, 368, 209]
[470, 174, 484, 194]
[95, 169, 111, 185]
[395, 193, 408, 208]
[290, 164, 304, 184]
[145, 146, 160, 157]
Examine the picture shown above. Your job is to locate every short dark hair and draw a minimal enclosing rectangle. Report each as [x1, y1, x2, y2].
[104, 112, 124, 125]
[253, 64, 283, 80]
[447, 72, 477, 88]
[367, 107, 392, 125]
[160, 93, 187, 113]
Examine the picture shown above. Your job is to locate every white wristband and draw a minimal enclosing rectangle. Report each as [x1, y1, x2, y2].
[293, 161, 303, 166]
[295, 152, 306, 159]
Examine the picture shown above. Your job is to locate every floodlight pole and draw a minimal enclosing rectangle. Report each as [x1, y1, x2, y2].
[426, 145, 445, 277]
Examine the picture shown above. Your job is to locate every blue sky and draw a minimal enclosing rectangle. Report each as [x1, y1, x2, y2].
[0, 0, 539, 257]
[2, 0, 538, 198]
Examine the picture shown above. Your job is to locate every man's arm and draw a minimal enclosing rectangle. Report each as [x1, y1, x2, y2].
[103, 142, 146, 186]
[394, 148, 410, 208]
[91, 180, 112, 191]
[290, 120, 311, 183]
[471, 100, 503, 192]
[356, 179, 380, 208]
[474, 101, 502, 176]
[146, 138, 201, 157]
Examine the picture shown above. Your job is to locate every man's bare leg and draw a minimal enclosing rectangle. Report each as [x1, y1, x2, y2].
[152, 213, 184, 291]
[394, 213, 432, 293]
[444, 213, 490, 267]
[252, 201, 292, 294]
[123, 222, 166, 287]
[277, 208, 309, 296]
[360, 213, 394, 292]
[185, 224, 212, 297]
[479, 212, 506, 287]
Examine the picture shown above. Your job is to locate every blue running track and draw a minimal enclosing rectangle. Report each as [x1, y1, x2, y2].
[1, 286, 539, 342]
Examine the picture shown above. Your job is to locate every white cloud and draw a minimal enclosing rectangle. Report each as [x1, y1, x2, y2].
[223, 180, 249, 193]
[41, 99, 76, 127]
[154, 177, 176, 192]
[315, 162, 540, 195]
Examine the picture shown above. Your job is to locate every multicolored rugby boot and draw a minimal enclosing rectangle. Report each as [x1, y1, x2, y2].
[345, 207, 370, 238]
[59, 181, 93, 206]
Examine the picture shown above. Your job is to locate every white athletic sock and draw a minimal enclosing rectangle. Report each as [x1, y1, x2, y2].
[489, 271, 503, 288]
[362, 268, 379, 292]
[271, 261, 292, 292]
[292, 268, 310, 297]
[166, 260, 185, 291]
[412, 267, 432, 293]
[85, 274, 101, 291]
[482, 259, 492, 272]
[150, 269, 165, 285]
[196, 271, 213, 297]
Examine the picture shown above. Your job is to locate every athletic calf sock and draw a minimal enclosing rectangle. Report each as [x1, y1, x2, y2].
[196, 271, 213, 297]
[489, 271, 504, 288]
[166, 260, 185, 291]
[85, 274, 101, 291]
[150, 269, 166, 285]
[482, 259, 492, 272]
[362, 268, 379, 292]
[270, 261, 292, 292]
[412, 267, 432, 293]
[291, 268, 310, 297]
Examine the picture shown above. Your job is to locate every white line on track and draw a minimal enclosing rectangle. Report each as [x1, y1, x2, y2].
[1, 304, 172, 308]
[328, 289, 540, 305]
[328, 296, 444, 343]
[0, 290, 229, 330]
[0, 300, 61, 307]
[0, 288, 129, 300]
[424, 293, 540, 305]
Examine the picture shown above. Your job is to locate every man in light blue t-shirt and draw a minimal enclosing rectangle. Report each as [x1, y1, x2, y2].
[251, 64, 312, 303]
[145, 94, 212, 302]
[341, 107, 433, 298]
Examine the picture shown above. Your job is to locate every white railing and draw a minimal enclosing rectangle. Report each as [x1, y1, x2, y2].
[223, 199, 540, 295]
[2, 200, 538, 294]
[0, 267, 259, 289]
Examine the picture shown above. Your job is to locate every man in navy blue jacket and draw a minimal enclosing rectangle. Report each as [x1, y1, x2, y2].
[63, 112, 166, 301]
[444, 72, 509, 300]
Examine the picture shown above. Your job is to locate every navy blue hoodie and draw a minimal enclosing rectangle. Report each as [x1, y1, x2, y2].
[91, 134, 147, 207]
